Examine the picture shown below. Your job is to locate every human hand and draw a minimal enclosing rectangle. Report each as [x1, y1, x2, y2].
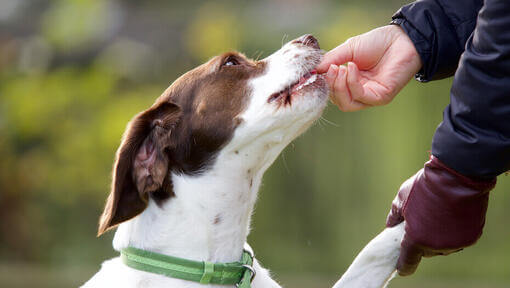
[316, 25, 422, 111]
[386, 156, 496, 276]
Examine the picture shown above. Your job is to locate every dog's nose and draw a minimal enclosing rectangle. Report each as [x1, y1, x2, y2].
[292, 34, 320, 49]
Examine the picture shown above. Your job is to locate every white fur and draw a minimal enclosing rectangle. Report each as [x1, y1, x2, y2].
[82, 38, 327, 288]
[333, 222, 405, 288]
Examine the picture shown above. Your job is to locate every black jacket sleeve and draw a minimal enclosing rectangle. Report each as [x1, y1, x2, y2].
[431, 0, 510, 179]
[392, 0, 483, 82]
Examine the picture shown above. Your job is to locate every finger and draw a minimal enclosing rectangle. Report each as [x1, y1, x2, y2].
[386, 176, 416, 227]
[325, 64, 339, 85]
[345, 62, 390, 106]
[386, 191, 405, 228]
[423, 248, 461, 257]
[325, 64, 340, 106]
[345, 62, 366, 101]
[386, 204, 404, 227]
[316, 41, 354, 73]
[397, 235, 424, 276]
[335, 66, 369, 111]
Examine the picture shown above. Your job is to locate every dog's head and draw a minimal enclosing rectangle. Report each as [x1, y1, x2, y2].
[98, 35, 328, 235]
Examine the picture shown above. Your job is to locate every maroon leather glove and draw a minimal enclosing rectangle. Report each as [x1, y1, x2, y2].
[386, 156, 496, 276]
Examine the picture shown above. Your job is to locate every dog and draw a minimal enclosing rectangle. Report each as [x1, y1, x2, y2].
[82, 34, 329, 288]
[83, 33, 407, 288]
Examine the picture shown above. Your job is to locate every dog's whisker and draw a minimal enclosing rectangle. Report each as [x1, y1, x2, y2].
[281, 150, 291, 175]
[281, 34, 289, 47]
[319, 116, 340, 127]
[316, 118, 327, 130]
[255, 51, 264, 61]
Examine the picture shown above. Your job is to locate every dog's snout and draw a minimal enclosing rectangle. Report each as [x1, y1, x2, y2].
[292, 34, 320, 49]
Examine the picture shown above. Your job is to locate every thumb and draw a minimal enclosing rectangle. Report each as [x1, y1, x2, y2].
[397, 235, 424, 276]
[386, 176, 416, 227]
[386, 204, 404, 228]
[316, 41, 354, 73]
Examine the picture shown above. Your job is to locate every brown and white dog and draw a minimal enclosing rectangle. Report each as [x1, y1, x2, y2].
[82, 33, 405, 288]
[82, 35, 328, 288]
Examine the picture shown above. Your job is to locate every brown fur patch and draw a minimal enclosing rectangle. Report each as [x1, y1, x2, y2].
[98, 52, 267, 235]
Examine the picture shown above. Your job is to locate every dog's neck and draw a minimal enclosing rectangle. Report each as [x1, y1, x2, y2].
[112, 138, 286, 263]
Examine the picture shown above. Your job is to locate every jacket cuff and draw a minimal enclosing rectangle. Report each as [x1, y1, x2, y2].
[390, 0, 473, 82]
[390, 17, 431, 82]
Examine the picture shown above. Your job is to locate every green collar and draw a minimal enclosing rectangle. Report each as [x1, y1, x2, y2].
[120, 247, 255, 288]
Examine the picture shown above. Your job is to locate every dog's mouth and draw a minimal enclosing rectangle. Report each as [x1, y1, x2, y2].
[267, 70, 319, 105]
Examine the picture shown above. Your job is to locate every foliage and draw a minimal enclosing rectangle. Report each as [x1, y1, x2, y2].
[0, 0, 509, 286]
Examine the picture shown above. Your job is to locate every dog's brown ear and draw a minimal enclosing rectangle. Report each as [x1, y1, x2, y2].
[97, 102, 181, 236]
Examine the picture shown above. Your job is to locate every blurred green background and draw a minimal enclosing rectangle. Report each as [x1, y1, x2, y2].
[1, 0, 509, 287]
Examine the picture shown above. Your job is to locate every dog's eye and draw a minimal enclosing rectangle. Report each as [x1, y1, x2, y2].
[223, 57, 239, 67]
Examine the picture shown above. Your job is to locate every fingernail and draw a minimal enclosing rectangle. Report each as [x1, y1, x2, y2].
[326, 64, 337, 79]
[338, 65, 346, 77]
[347, 62, 355, 73]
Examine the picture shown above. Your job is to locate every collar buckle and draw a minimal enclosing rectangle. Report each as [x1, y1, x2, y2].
[242, 264, 256, 282]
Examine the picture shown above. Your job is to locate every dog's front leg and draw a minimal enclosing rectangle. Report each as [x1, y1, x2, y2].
[250, 259, 282, 288]
[333, 222, 405, 288]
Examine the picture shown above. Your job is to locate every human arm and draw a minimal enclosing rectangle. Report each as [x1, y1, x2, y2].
[317, 0, 483, 111]
[392, 0, 483, 81]
[387, 0, 510, 276]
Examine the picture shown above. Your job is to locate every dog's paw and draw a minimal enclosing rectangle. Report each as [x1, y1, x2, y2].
[332, 222, 405, 288]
